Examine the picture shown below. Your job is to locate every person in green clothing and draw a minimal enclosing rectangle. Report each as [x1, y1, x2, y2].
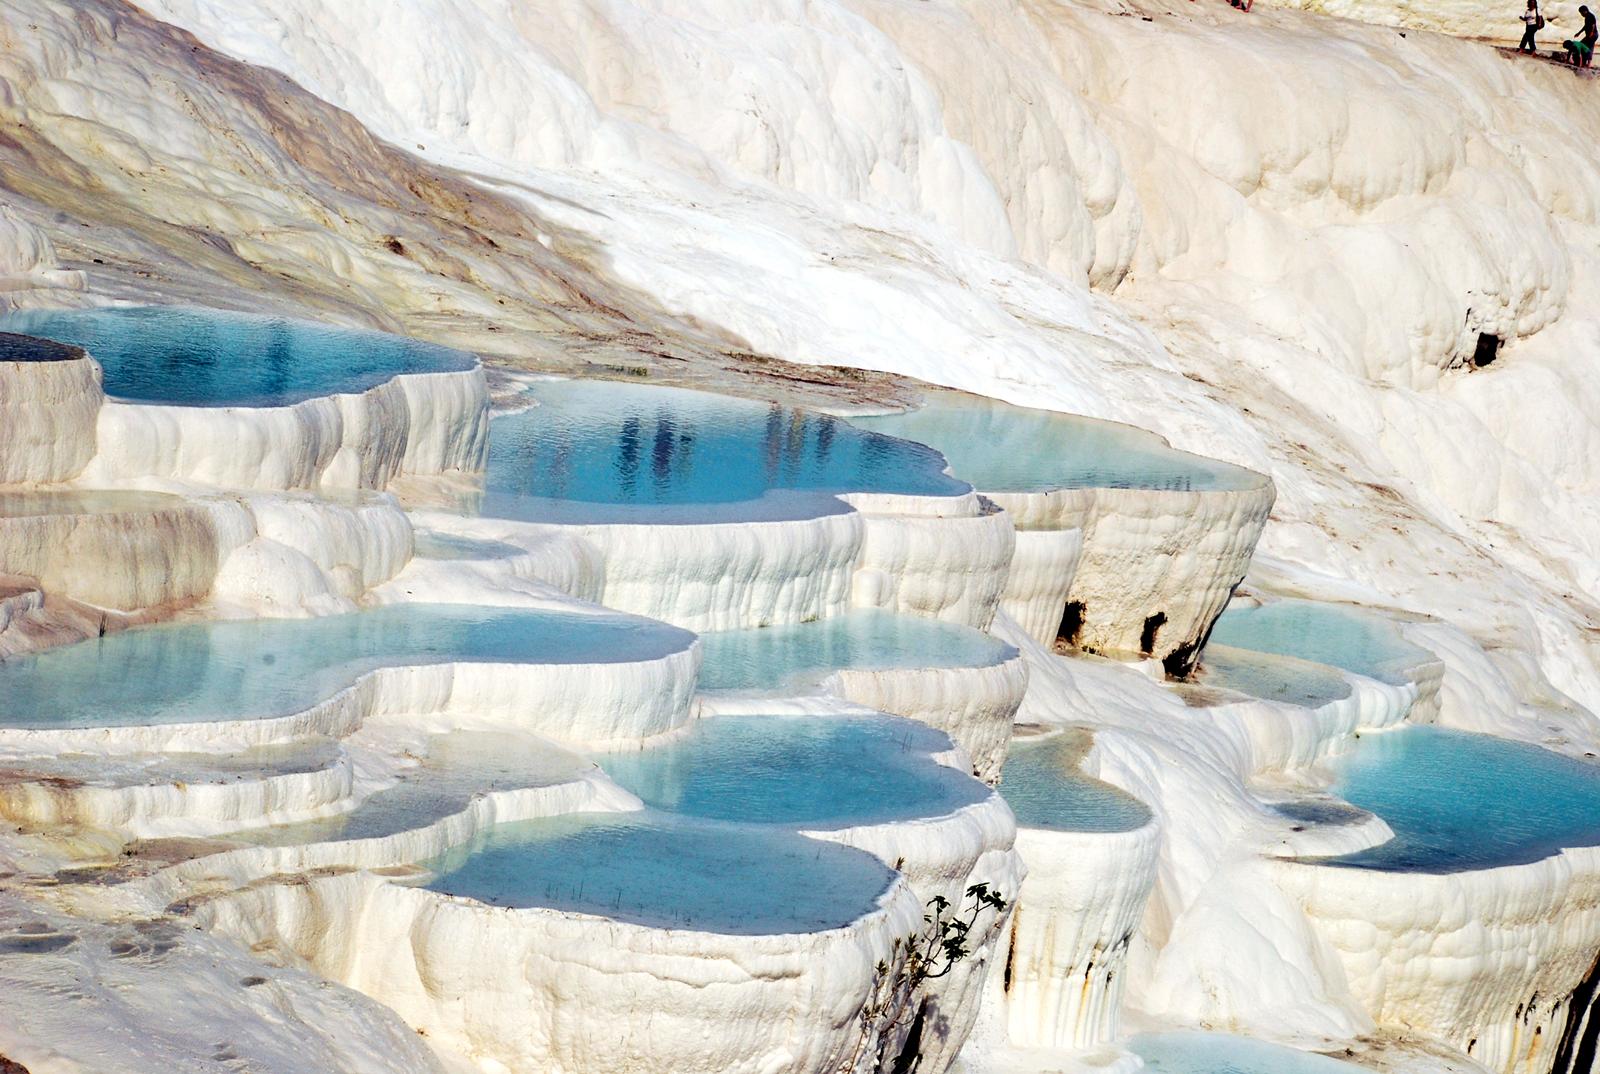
[1563, 4, 1599, 65]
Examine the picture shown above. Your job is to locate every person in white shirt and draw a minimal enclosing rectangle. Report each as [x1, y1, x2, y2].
[1519, 0, 1544, 53]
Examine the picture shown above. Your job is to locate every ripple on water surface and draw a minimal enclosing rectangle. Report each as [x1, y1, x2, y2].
[474, 379, 970, 524]
[1131, 1031, 1367, 1073]
[696, 610, 1016, 693]
[998, 734, 1150, 833]
[851, 395, 1262, 493]
[599, 715, 989, 829]
[0, 605, 694, 729]
[1311, 725, 1600, 872]
[0, 306, 476, 407]
[422, 812, 896, 935]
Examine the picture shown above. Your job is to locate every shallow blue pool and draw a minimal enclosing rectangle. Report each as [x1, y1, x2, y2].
[851, 395, 1261, 494]
[599, 715, 989, 829]
[999, 735, 1151, 833]
[411, 530, 524, 561]
[0, 605, 694, 729]
[0, 306, 476, 407]
[423, 811, 895, 934]
[1312, 726, 1600, 872]
[697, 610, 1016, 693]
[1131, 1031, 1366, 1073]
[1208, 600, 1428, 687]
[1193, 645, 1353, 708]
[474, 379, 969, 524]
[0, 489, 193, 517]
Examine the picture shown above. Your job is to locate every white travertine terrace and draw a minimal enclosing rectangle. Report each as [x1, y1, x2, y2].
[824, 657, 1029, 784]
[984, 476, 1275, 674]
[993, 819, 1161, 1050]
[847, 493, 1017, 632]
[1276, 846, 1600, 1074]
[82, 367, 490, 492]
[189, 857, 925, 1074]
[1, 0, 1599, 1065]
[560, 510, 866, 631]
[0, 338, 102, 485]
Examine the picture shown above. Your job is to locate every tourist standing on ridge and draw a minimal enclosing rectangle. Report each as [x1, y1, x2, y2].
[1519, 0, 1543, 53]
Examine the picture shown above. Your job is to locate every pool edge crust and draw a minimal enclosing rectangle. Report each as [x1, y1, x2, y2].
[804, 790, 1025, 1074]
[192, 865, 926, 1074]
[825, 653, 1029, 784]
[991, 819, 1161, 1051]
[0, 645, 700, 755]
[0, 493, 418, 620]
[0, 746, 358, 838]
[990, 481, 1276, 675]
[158, 772, 928, 1074]
[848, 497, 1017, 632]
[1273, 840, 1600, 1074]
[0, 350, 103, 484]
[80, 365, 489, 492]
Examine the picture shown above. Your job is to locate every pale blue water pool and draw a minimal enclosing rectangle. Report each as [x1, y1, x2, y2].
[0, 307, 476, 407]
[852, 395, 1262, 494]
[422, 811, 896, 934]
[0, 489, 192, 517]
[1131, 1031, 1366, 1073]
[411, 531, 524, 560]
[696, 610, 1016, 693]
[1312, 726, 1600, 872]
[474, 379, 970, 524]
[1208, 600, 1428, 687]
[999, 735, 1151, 833]
[1193, 645, 1353, 708]
[599, 715, 989, 829]
[0, 605, 695, 729]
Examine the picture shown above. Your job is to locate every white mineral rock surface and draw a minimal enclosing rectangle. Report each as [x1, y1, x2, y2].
[0, 0, 1598, 1072]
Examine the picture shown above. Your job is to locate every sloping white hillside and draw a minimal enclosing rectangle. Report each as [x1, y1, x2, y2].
[133, 0, 1600, 745]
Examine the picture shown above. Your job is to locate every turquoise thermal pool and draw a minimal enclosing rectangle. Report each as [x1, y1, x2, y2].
[475, 379, 970, 524]
[851, 394, 1262, 493]
[696, 609, 1016, 693]
[599, 715, 990, 829]
[1192, 645, 1353, 708]
[0, 605, 694, 729]
[998, 734, 1151, 833]
[1311, 726, 1600, 872]
[411, 530, 524, 561]
[1208, 600, 1427, 687]
[423, 812, 896, 934]
[0, 306, 476, 407]
[1130, 1031, 1366, 1073]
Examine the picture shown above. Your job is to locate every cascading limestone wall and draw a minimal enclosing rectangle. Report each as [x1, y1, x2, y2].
[0, 336, 102, 484]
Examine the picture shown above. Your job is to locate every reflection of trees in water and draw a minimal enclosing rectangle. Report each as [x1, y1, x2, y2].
[762, 406, 842, 486]
[614, 409, 702, 501]
[258, 319, 294, 403]
[651, 414, 675, 491]
[617, 415, 641, 497]
[545, 436, 573, 501]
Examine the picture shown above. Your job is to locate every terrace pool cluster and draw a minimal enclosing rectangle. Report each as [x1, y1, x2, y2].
[0, 305, 1595, 1074]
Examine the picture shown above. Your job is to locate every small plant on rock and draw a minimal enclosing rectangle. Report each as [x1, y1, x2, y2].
[840, 882, 1009, 1074]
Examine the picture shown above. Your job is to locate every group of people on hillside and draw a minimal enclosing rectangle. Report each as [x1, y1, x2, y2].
[1519, 0, 1599, 66]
